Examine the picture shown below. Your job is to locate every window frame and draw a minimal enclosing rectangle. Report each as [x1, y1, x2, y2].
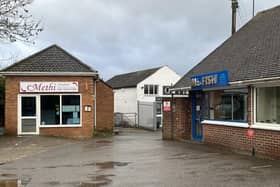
[203, 90, 248, 123]
[39, 93, 82, 128]
[254, 85, 280, 130]
[144, 84, 159, 96]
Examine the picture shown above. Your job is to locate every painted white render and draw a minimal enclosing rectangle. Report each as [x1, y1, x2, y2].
[137, 66, 181, 102]
[114, 87, 137, 114]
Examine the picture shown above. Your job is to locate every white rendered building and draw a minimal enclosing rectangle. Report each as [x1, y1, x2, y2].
[107, 66, 180, 129]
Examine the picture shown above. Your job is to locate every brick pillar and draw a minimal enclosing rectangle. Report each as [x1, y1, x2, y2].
[162, 97, 192, 141]
[162, 98, 172, 139]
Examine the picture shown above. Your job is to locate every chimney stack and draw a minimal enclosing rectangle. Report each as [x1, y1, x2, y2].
[231, 0, 239, 35]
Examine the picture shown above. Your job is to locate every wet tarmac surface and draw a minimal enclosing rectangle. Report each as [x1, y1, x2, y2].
[1, 128, 280, 186]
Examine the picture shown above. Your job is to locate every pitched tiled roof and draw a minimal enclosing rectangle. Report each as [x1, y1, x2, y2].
[1, 45, 97, 73]
[174, 6, 280, 88]
[107, 67, 161, 89]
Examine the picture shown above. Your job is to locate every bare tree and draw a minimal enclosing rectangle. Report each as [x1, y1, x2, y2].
[0, 0, 43, 43]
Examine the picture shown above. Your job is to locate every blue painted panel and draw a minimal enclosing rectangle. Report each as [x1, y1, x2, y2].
[191, 92, 203, 142]
[191, 70, 229, 90]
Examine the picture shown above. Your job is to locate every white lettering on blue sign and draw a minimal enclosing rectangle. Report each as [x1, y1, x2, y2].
[191, 71, 228, 89]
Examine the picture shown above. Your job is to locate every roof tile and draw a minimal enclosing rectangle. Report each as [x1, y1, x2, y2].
[107, 67, 161, 89]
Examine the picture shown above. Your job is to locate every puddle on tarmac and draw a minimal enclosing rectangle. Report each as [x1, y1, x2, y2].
[45, 164, 75, 169]
[81, 174, 115, 187]
[95, 161, 129, 169]
[0, 173, 114, 187]
[0, 173, 17, 178]
[96, 140, 112, 144]
[43, 161, 130, 170]
[44, 181, 61, 186]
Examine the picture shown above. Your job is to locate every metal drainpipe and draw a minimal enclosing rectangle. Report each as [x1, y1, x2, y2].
[250, 86, 255, 157]
[94, 79, 97, 130]
[171, 93, 174, 140]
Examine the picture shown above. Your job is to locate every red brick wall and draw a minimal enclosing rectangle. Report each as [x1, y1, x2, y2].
[162, 97, 191, 141]
[203, 124, 280, 159]
[96, 80, 114, 131]
[5, 76, 95, 138]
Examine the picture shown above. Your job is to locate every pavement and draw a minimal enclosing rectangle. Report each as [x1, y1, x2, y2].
[0, 128, 280, 186]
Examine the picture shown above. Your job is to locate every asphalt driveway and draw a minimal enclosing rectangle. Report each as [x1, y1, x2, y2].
[0, 129, 280, 187]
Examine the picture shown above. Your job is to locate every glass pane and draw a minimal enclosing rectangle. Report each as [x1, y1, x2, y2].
[154, 85, 158, 95]
[195, 120, 202, 136]
[156, 103, 162, 114]
[22, 97, 36, 116]
[41, 96, 60, 125]
[144, 85, 148, 94]
[257, 87, 280, 124]
[156, 117, 161, 128]
[195, 94, 201, 118]
[202, 93, 210, 119]
[220, 95, 232, 120]
[149, 85, 154, 94]
[233, 95, 246, 121]
[206, 89, 248, 121]
[22, 119, 36, 132]
[62, 95, 80, 125]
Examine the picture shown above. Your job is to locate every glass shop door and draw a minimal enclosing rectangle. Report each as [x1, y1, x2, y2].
[18, 96, 39, 135]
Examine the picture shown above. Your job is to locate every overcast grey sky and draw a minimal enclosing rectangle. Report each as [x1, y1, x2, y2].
[0, 0, 279, 80]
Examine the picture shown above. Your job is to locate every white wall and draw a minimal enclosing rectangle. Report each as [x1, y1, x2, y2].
[114, 87, 137, 114]
[137, 66, 181, 102]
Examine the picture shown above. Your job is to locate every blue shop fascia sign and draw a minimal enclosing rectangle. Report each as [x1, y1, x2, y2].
[191, 70, 229, 90]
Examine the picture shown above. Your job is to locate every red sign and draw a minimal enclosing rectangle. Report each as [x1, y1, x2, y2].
[20, 81, 79, 93]
[247, 129, 255, 138]
[163, 101, 171, 111]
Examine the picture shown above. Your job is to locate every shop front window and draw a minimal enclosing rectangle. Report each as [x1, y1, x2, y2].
[203, 89, 248, 122]
[62, 95, 80, 125]
[41, 96, 60, 125]
[40, 95, 81, 126]
[256, 87, 280, 124]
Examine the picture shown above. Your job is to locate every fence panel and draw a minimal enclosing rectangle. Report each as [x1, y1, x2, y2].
[114, 113, 137, 127]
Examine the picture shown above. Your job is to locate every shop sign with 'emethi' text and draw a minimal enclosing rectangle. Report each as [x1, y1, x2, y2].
[191, 70, 229, 90]
[20, 81, 79, 93]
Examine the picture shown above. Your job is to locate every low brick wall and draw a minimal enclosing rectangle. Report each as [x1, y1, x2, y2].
[40, 127, 93, 139]
[203, 124, 280, 159]
[162, 97, 191, 141]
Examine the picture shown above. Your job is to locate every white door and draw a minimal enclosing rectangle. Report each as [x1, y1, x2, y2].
[18, 95, 39, 135]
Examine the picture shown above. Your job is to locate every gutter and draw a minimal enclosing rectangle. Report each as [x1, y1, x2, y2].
[0, 72, 98, 76]
[230, 76, 280, 86]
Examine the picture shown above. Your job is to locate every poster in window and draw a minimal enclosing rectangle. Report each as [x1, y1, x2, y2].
[163, 101, 171, 111]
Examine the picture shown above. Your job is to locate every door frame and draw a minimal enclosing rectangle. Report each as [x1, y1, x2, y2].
[191, 91, 203, 141]
[17, 94, 40, 135]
